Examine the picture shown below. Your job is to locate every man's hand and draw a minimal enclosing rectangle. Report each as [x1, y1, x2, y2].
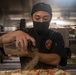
[15, 30, 36, 51]
[1, 30, 36, 52]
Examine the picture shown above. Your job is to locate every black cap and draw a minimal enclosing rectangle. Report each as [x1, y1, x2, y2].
[31, 2, 52, 15]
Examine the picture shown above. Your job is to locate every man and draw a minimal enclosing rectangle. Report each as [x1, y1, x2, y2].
[0, 2, 67, 70]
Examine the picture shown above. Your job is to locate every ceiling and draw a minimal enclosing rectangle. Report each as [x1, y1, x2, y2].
[0, 0, 76, 27]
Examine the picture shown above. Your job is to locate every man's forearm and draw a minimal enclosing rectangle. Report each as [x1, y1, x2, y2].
[0, 31, 18, 48]
[1, 32, 16, 44]
[27, 52, 61, 66]
[38, 53, 61, 65]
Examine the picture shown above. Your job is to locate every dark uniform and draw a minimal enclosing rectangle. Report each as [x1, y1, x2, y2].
[20, 28, 67, 70]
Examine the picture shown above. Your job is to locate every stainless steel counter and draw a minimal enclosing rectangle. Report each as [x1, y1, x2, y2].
[67, 69, 76, 75]
[0, 57, 21, 71]
[58, 63, 76, 70]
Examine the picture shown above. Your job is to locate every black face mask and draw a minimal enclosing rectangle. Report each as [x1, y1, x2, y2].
[33, 21, 50, 35]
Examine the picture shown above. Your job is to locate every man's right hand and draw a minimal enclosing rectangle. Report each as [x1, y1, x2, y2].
[15, 30, 36, 51]
[1, 30, 36, 51]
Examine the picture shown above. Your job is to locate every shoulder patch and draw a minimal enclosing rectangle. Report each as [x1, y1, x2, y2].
[45, 39, 52, 50]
